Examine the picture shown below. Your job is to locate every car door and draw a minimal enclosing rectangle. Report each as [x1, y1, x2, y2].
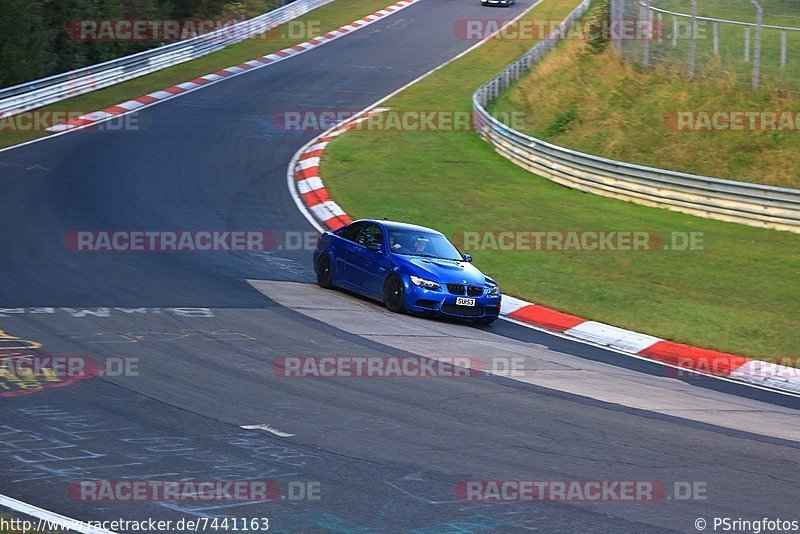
[346, 223, 389, 297]
[332, 221, 364, 288]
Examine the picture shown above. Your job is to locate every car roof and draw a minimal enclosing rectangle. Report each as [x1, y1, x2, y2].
[359, 219, 443, 235]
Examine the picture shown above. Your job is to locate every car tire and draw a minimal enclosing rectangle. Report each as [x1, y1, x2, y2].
[316, 254, 334, 289]
[383, 275, 406, 313]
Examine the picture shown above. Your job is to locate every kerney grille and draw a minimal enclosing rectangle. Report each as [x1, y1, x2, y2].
[446, 283, 466, 295]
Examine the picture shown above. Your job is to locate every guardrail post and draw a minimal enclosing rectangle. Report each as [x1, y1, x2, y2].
[688, 0, 697, 79]
[642, 0, 651, 67]
[611, 0, 623, 55]
[713, 22, 719, 55]
[745, 26, 751, 62]
[657, 12, 663, 43]
[672, 16, 678, 48]
[781, 31, 788, 68]
[752, 0, 763, 90]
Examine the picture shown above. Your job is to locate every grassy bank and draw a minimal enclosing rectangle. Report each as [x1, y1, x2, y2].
[489, 36, 800, 188]
[0, 0, 390, 149]
[321, 0, 800, 362]
[644, 0, 800, 95]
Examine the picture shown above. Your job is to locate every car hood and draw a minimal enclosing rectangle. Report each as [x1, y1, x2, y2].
[398, 256, 486, 285]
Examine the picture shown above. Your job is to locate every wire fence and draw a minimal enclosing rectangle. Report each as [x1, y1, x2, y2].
[611, 0, 800, 92]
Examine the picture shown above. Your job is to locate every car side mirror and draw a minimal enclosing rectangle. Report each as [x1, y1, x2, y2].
[462, 254, 472, 263]
[367, 242, 383, 253]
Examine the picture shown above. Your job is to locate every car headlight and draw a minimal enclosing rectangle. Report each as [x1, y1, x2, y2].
[487, 285, 500, 296]
[410, 275, 441, 290]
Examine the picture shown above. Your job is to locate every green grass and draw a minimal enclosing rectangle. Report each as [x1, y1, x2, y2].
[654, 0, 800, 29]
[0, 0, 391, 149]
[490, 41, 800, 188]
[321, 0, 800, 363]
[490, 0, 800, 188]
[630, 0, 800, 94]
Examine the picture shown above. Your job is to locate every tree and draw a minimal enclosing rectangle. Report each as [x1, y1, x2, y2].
[0, 0, 54, 86]
[0, 0, 266, 88]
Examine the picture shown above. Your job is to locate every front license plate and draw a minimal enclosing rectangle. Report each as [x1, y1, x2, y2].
[456, 297, 476, 307]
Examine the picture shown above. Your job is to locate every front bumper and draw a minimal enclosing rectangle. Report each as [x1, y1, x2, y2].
[403, 282, 501, 320]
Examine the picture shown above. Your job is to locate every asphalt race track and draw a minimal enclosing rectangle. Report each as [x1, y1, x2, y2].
[0, 0, 798, 532]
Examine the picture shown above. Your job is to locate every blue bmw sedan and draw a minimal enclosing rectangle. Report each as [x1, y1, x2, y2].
[313, 220, 501, 324]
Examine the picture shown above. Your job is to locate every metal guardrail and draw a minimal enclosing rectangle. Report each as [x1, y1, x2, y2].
[472, 0, 800, 233]
[0, 0, 334, 119]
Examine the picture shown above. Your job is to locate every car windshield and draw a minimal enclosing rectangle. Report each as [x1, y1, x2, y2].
[387, 229, 463, 261]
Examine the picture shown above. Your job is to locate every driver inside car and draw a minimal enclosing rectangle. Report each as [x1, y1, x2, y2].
[389, 232, 407, 252]
[389, 233, 431, 255]
[412, 236, 429, 254]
